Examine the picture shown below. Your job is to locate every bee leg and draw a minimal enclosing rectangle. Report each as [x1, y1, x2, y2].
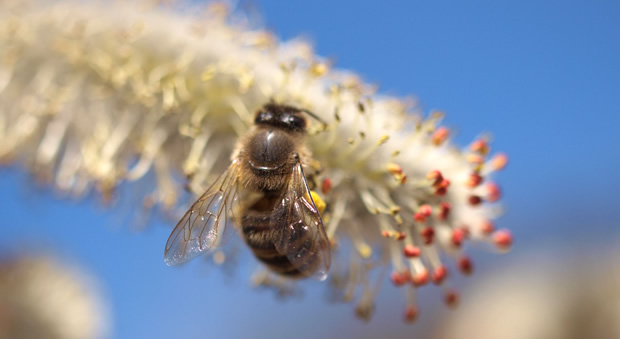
[251, 268, 301, 298]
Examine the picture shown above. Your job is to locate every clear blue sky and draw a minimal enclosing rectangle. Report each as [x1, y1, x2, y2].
[1, 1, 619, 338]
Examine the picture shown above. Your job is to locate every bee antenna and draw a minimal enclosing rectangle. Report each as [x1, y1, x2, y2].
[301, 108, 326, 126]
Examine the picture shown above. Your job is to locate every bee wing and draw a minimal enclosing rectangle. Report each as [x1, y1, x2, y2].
[164, 161, 241, 266]
[273, 157, 331, 280]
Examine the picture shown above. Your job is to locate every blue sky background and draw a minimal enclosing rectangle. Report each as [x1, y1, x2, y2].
[1, 1, 619, 338]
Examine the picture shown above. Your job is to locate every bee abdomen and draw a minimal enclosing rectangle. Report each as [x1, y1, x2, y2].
[241, 213, 306, 277]
[254, 250, 301, 276]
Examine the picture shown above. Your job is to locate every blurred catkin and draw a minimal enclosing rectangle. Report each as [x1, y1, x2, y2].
[0, 0, 512, 321]
[433, 252, 620, 339]
[0, 255, 108, 339]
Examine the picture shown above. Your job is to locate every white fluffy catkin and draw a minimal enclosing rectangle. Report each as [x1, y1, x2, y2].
[0, 0, 512, 322]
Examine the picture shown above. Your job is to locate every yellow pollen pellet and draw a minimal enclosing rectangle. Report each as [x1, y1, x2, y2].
[308, 190, 326, 215]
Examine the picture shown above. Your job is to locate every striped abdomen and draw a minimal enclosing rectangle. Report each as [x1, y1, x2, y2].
[241, 194, 319, 278]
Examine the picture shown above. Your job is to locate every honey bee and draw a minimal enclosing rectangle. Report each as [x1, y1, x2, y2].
[164, 103, 331, 280]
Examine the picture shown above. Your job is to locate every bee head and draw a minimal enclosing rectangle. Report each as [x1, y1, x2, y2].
[254, 103, 307, 133]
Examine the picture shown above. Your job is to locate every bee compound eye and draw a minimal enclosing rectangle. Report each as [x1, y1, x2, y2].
[283, 114, 306, 131]
[255, 110, 274, 124]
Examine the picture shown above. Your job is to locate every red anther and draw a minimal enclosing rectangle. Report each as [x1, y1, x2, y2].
[404, 305, 418, 323]
[412, 270, 429, 287]
[419, 204, 432, 217]
[396, 232, 407, 241]
[421, 227, 434, 245]
[399, 174, 408, 184]
[486, 182, 501, 202]
[386, 162, 403, 175]
[481, 220, 495, 234]
[491, 152, 508, 171]
[458, 256, 474, 275]
[451, 229, 466, 247]
[470, 139, 489, 155]
[493, 229, 513, 250]
[391, 271, 407, 286]
[432, 127, 450, 146]
[432, 266, 448, 285]
[381, 230, 391, 238]
[414, 212, 427, 223]
[402, 270, 412, 282]
[466, 173, 483, 188]
[403, 245, 421, 258]
[466, 154, 484, 165]
[459, 225, 471, 237]
[438, 202, 451, 220]
[321, 178, 332, 194]
[468, 195, 482, 206]
[438, 179, 450, 189]
[444, 289, 460, 308]
[427, 170, 443, 186]
[435, 179, 450, 196]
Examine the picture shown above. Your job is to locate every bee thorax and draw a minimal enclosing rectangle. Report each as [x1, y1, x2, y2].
[247, 129, 294, 168]
[241, 129, 296, 191]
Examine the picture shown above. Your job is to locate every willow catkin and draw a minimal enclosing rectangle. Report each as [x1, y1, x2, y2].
[0, 0, 512, 322]
[0, 255, 108, 339]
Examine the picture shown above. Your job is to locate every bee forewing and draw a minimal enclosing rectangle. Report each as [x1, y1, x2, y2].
[274, 160, 331, 280]
[164, 162, 240, 266]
